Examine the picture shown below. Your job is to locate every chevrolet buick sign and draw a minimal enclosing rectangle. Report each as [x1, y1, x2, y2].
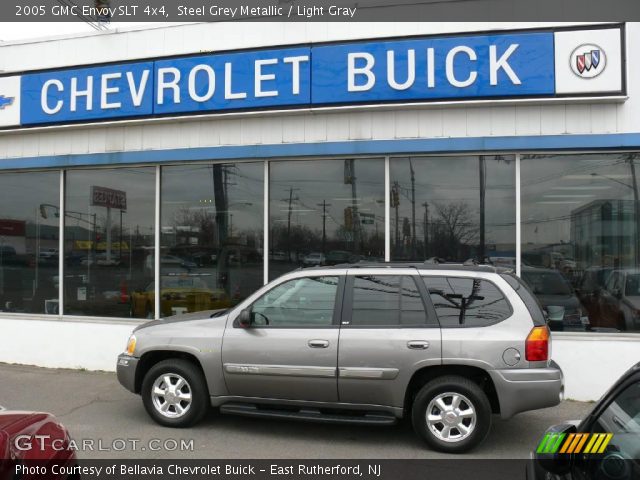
[0, 26, 624, 128]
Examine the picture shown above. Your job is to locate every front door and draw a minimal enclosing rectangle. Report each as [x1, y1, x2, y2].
[337, 271, 442, 408]
[222, 275, 342, 402]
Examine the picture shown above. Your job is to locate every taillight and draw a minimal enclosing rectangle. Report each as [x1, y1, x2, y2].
[525, 326, 550, 362]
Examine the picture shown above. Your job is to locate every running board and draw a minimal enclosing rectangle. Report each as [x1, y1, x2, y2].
[219, 402, 397, 426]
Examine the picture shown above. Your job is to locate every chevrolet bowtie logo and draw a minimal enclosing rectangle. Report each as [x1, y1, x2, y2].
[0, 95, 14, 110]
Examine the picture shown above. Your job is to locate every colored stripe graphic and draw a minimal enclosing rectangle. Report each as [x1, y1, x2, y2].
[597, 434, 613, 453]
[538, 432, 614, 455]
[559, 433, 575, 453]
[537, 433, 566, 454]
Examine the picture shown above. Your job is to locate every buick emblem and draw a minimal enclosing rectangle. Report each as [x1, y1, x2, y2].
[569, 43, 606, 79]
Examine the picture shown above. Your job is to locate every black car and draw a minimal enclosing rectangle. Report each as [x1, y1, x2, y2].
[521, 267, 589, 332]
[528, 361, 640, 480]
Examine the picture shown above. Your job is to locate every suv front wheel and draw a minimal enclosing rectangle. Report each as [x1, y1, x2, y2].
[412, 375, 491, 453]
[141, 359, 209, 427]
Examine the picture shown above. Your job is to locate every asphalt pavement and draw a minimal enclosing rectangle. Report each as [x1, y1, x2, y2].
[0, 363, 592, 460]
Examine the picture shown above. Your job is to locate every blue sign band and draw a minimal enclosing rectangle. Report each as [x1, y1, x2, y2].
[19, 31, 556, 126]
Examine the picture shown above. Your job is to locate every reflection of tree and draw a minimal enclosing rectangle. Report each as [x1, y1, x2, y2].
[272, 223, 319, 255]
[430, 201, 479, 260]
[172, 208, 216, 246]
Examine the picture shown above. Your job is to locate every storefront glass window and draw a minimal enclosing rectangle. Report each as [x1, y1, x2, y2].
[64, 168, 155, 318]
[269, 158, 385, 279]
[160, 163, 264, 317]
[521, 153, 640, 333]
[390, 155, 516, 265]
[0, 172, 60, 314]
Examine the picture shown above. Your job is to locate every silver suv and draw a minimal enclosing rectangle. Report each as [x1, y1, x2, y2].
[117, 263, 564, 453]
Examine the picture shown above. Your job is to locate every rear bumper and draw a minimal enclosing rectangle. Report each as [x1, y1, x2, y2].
[116, 354, 139, 393]
[489, 361, 564, 419]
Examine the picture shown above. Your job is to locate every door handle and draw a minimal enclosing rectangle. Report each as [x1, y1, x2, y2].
[407, 340, 429, 350]
[308, 339, 330, 348]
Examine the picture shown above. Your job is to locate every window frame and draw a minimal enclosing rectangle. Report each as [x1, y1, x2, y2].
[233, 274, 345, 329]
[421, 274, 514, 329]
[341, 273, 439, 328]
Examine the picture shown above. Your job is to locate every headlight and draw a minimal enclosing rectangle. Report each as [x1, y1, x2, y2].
[125, 335, 137, 356]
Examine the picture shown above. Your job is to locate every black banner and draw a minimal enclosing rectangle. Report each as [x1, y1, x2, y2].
[5, 0, 640, 22]
[3, 459, 529, 480]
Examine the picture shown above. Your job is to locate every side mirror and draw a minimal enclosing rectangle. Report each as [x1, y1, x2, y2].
[237, 309, 252, 328]
[533, 423, 577, 476]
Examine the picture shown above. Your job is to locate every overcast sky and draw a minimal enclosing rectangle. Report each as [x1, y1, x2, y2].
[0, 22, 184, 42]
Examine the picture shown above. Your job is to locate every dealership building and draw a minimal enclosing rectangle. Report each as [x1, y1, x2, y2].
[0, 22, 638, 401]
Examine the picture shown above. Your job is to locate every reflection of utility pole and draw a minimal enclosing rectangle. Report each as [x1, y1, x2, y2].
[479, 156, 486, 262]
[422, 202, 429, 258]
[0, 236, 4, 296]
[391, 182, 400, 255]
[317, 200, 331, 254]
[284, 187, 300, 261]
[345, 159, 361, 253]
[410, 159, 416, 258]
[629, 157, 640, 266]
[119, 209, 125, 260]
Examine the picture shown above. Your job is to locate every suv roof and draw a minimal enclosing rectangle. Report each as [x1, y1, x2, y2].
[306, 261, 513, 274]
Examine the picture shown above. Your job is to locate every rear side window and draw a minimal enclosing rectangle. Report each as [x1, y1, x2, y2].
[350, 275, 428, 327]
[500, 273, 546, 327]
[422, 276, 512, 327]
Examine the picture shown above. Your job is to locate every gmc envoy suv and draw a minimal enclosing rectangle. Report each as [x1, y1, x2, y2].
[117, 263, 564, 453]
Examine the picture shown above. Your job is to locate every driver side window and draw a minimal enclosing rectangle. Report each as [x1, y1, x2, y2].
[249, 276, 339, 327]
[579, 381, 640, 478]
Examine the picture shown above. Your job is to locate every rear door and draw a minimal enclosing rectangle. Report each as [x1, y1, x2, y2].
[336, 269, 441, 408]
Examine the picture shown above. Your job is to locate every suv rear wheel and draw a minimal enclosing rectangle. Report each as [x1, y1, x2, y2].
[412, 375, 491, 453]
[141, 359, 209, 427]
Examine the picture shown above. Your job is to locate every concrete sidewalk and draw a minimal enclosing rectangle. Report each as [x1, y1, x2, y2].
[0, 363, 592, 459]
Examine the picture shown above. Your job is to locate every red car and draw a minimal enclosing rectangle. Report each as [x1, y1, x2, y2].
[0, 405, 76, 479]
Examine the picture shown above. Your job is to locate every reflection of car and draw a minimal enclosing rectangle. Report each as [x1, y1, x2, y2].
[269, 251, 286, 261]
[80, 252, 121, 267]
[528, 361, 640, 479]
[130, 274, 232, 318]
[521, 267, 589, 331]
[325, 250, 351, 265]
[39, 248, 59, 259]
[598, 269, 640, 331]
[144, 254, 196, 272]
[302, 252, 325, 266]
[576, 267, 614, 328]
[0, 404, 76, 472]
[118, 264, 563, 453]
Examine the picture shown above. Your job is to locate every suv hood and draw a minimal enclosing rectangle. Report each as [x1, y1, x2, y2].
[134, 308, 229, 332]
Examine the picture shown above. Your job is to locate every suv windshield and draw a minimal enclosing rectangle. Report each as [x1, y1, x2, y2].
[521, 271, 572, 296]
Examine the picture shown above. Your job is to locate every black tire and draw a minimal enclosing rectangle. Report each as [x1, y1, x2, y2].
[141, 359, 209, 428]
[411, 375, 492, 453]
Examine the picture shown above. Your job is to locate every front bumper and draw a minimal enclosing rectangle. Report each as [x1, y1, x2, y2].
[489, 360, 564, 419]
[116, 354, 139, 393]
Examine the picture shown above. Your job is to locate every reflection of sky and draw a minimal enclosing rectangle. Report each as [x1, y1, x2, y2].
[0, 172, 60, 228]
[65, 168, 156, 237]
[162, 163, 264, 232]
[390, 156, 516, 246]
[270, 159, 385, 235]
[521, 154, 636, 246]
